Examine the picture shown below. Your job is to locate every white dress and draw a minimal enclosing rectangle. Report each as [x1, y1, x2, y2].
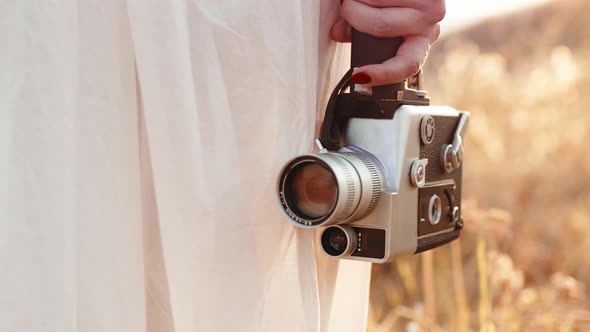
[0, 1, 371, 331]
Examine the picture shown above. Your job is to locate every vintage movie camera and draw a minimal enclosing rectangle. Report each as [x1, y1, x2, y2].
[277, 31, 469, 263]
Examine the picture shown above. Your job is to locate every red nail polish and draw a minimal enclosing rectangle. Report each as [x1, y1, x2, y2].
[350, 72, 372, 84]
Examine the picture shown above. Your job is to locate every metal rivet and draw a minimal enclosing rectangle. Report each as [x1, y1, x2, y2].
[441, 144, 454, 173]
[410, 159, 428, 188]
[397, 90, 404, 101]
[420, 116, 435, 145]
[417, 165, 424, 182]
[452, 206, 460, 222]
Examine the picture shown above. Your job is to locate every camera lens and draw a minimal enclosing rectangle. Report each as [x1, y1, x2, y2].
[284, 162, 337, 218]
[321, 226, 357, 257]
[277, 148, 384, 228]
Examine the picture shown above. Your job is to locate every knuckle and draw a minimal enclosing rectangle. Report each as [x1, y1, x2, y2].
[371, 12, 393, 37]
[340, 1, 354, 22]
[340, 3, 350, 19]
[405, 57, 422, 77]
[384, 70, 399, 85]
[432, 24, 441, 41]
[363, 0, 381, 7]
[426, 0, 446, 23]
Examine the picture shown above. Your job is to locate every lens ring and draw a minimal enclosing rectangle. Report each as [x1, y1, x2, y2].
[336, 147, 385, 223]
[283, 161, 338, 220]
[277, 154, 361, 228]
[321, 225, 357, 257]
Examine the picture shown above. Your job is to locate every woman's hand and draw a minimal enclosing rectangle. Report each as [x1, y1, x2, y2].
[330, 0, 445, 86]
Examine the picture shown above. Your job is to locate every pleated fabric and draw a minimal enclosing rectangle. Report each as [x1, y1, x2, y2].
[0, 1, 371, 331]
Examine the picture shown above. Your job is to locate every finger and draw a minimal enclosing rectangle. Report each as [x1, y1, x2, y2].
[351, 34, 431, 86]
[341, 0, 440, 38]
[354, 0, 424, 8]
[330, 18, 352, 42]
[350, 24, 439, 85]
[353, 0, 446, 18]
[330, 13, 438, 44]
[422, 23, 441, 44]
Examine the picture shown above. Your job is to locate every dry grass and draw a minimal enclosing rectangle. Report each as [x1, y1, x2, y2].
[368, 0, 590, 330]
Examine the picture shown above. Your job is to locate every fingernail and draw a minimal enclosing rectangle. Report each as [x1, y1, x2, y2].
[350, 72, 372, 84]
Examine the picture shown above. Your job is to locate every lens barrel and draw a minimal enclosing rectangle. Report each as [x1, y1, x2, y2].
[277, 146, 384, 228]
[321, 225, 358, 257]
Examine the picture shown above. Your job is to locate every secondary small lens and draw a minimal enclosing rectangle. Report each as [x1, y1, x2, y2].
[285, 162, 337, 219]
[321, 226, 349, 256]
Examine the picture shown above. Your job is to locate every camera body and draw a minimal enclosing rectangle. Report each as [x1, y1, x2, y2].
[324, 106, 466, 263]
[276, 30, 469, 263]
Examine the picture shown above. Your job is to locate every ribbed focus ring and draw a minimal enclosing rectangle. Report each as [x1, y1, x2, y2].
[329, 155, 359, 221]
[336, 149, 385, 223]
[355, 154, 383, 219]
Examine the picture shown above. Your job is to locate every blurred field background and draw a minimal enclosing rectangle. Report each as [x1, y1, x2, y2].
[367, 0, 590, 330]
